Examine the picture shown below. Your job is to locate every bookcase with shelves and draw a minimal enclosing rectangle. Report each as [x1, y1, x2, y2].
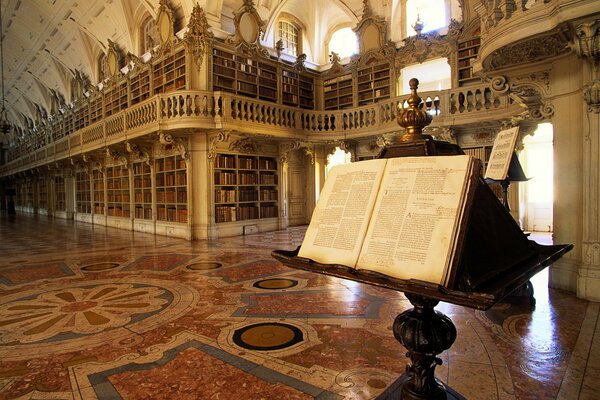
[133, 161, 153, 220]
[212, 48, 237, 93]
[55, 176, 66, 212]
[357, 62, 391, 106]
[25, 182, 34, 208]
[258, 61, 277, 102]
[213, 153, 278, 223]
[106, 165, 131, 218]
[92, 169, 105, 215]
[155, 155, 188, 223]
[211, 46, 315, 109]
[105, 81, 128, 117]
[73, 105, 89, 132]
[130, 68, 151, 105]
[457, 37, 481, 85]
[38, 179, 48, 210]
[89, 95, 103, 124]
[281, 69, 299, 107]
[324, 73, 354, 110]
[153, 49, 187, 95]
[75, 171, 91, 214]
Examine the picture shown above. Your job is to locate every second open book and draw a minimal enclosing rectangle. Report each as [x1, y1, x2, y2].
[298, 155, 480, 287]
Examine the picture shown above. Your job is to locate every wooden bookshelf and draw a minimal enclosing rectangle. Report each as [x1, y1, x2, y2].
[153, 49, 186, 95]
[212, 47, 314, 109]
[25, 182, 34, 208]
[105, 81, 128, 117]
[55, 175, 66, 211]
[89, 95, 103, 124]
[357, 62, 391, 106]
[281, 69, 298, 107]
[258, 61, 278, 102]
[63, 113, 74, 137]
[106, 165, 131, 218]
[38, 178, 47, 210]
[130, 68, 151, 105]
[324, 72, 353, 110]
[155, 155, 188, 223]
[74, 105, 88, 132]
[214, 153, 278, 223]
[457, 37, 481, 85]
[133, 161, 153, 220]
[93, 169, 105, 215]
[76, 171, 91, 214]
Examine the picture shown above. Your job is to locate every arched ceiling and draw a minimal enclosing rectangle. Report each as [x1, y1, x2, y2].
[0, 0, 473, 133]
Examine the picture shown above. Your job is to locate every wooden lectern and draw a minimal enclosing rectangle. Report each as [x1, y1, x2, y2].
[272, 79, 572, 399]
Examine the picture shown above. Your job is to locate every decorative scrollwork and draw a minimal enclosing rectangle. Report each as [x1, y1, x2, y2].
[229, 137, 261, 154]
[490, 75, 510, 94]
[208, 131, 230, 159]
[183, 4, 214, 71]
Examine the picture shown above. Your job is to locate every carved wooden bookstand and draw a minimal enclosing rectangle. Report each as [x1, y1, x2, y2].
[272, 79, 572, 399]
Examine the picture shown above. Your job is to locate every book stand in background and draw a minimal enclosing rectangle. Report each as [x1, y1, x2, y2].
[272, 79, 572, 399]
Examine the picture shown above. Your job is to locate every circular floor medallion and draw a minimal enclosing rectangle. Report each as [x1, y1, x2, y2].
[253, 278, 298, 290]
[81, 262, 120, 272]
[232, 322, 303, 351]
[186, 262, 223, 271]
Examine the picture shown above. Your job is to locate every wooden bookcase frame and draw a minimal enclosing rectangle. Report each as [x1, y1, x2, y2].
[213, 152, 279, 223]
[154, 154, 188, 224]
[106, 165, 131, 218]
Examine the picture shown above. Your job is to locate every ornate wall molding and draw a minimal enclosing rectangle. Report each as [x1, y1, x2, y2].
[208, 131, 230, 159]
[229, 137, 261, 154]
[486, 28, 571, 71]
[183, 4, 214, 71]
[225, 0, 269, 58]
[279, 140, 314, 165]
[572, 19, 600, 113]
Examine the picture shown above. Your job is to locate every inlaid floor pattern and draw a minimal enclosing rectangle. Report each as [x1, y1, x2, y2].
[1, 214, 599, 399]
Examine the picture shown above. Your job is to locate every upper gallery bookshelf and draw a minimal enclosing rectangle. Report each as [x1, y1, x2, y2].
[153, 48, 187, 95]
[130, 68, 151, 105]
[457, 37, 481, 85]
[75, 171, 91, 214]
[323, 73, 353, 110]
[133, 161, 153, 220]
[214, 153, 278, 223]
[212, 47, 315, 109]
[106, 165, 131, 218]
[155, 155, 188, 224]
[357, 62, 391, 106]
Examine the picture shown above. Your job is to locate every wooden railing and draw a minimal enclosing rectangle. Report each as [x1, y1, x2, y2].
[0, 83, 517, 177]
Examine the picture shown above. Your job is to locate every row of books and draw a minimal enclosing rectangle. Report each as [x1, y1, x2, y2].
[107, 194, 131, 203]
[157, 207, 188, 223]
[156, 173, 186, 187]
[134, 192, 152, 203]
[134, 207, 153, 220]
[107, 182, 130, 190]
[156, 190, 187, 204]
[134, 177, 152, 188]
[107, 207, 131, 218]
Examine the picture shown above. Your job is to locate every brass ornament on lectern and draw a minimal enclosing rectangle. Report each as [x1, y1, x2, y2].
[397, 78, 433, 141]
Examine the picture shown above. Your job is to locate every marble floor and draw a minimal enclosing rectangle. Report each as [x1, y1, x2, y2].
[0, 213, 599, 400]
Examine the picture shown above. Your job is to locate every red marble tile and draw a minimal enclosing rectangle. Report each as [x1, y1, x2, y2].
[0, 262, 73, 285]
[109, 347, 312, 400]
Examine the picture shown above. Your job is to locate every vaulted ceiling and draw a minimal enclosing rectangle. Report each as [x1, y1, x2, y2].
[0, 0, 473, 132]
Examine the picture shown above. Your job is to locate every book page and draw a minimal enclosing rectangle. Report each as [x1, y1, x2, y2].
[485, 126, 519, 180]
[356, 155, 474, 284]
[298, 158, 387, 266]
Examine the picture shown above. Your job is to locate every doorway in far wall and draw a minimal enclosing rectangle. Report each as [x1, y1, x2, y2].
[519, 122, 554, 233]
[326, 146, 352, 176]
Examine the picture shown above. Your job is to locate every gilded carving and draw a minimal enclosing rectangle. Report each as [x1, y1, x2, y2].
[279, 140, 313, 165]
[184, 4, 214, 71]
[229, 137, 261, 154]
[208, 131, 230, 159]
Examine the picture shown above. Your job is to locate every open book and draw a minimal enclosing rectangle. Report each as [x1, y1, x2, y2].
[298, 155, 480, 286]
[485, 126, 519, 180]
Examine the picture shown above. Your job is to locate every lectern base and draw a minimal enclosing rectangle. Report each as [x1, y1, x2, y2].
[377, 374, 466, 400]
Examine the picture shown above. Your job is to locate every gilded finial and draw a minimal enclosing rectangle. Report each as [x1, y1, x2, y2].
[397, 78, 433, 141]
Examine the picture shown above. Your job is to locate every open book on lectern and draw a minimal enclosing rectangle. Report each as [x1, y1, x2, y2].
[298, 155, 481, 287]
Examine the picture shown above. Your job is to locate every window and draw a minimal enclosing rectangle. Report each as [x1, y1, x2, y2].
[329, 27, 358, 59]
[400, 58, 451, 94]
[97, 53, 106, 82]
[278, 20, 299, 57]
[406, 0, 447, 36]
[140, 17, 159, 54]
[326, 147, 352, 175]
